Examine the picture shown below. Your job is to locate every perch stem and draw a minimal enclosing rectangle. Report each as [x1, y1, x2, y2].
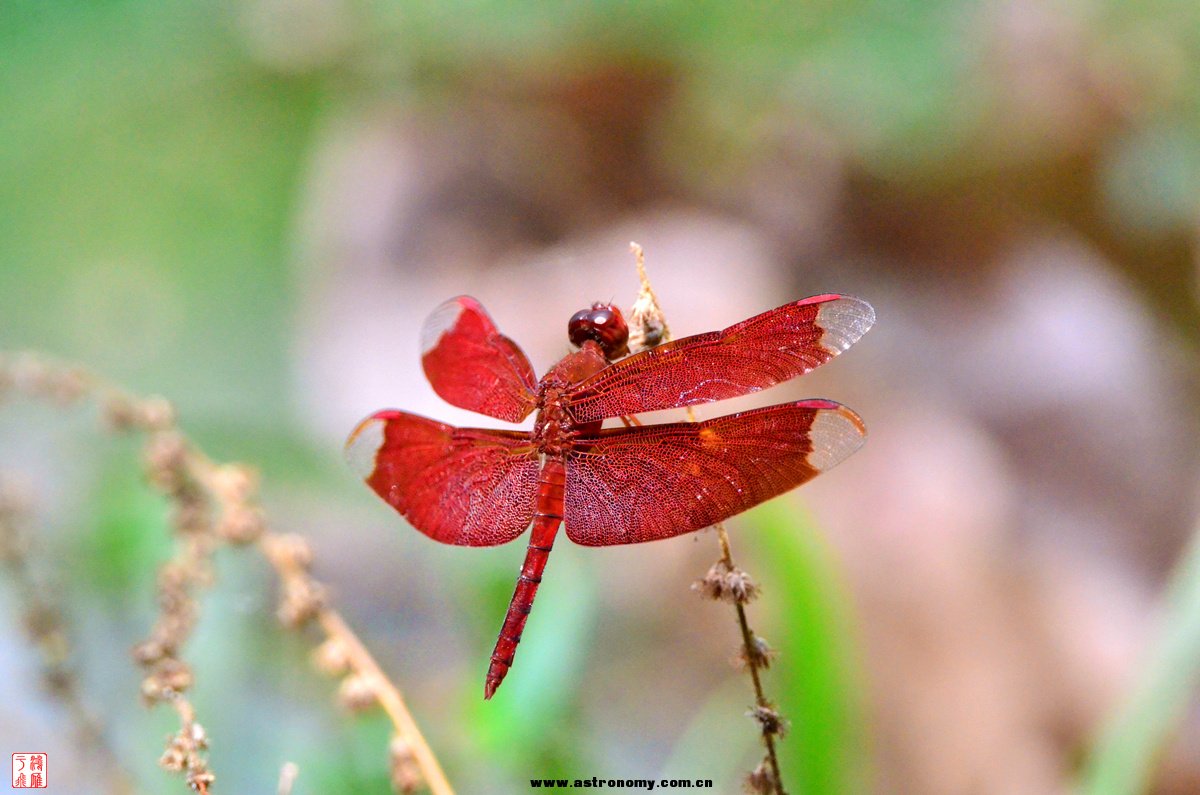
[628, 247, 786, 795]
[316, 609, 454, 795]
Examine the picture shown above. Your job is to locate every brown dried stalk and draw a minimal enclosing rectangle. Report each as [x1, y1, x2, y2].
[0, 477, 136, 795]
[0, 352, 454, 795]
[627, 244, 788, 795]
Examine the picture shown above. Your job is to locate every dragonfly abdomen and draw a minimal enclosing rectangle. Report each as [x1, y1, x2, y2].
[484, 459, 566, 699]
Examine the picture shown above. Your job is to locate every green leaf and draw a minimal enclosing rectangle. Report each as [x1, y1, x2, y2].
[1078, 523, 1200, 795]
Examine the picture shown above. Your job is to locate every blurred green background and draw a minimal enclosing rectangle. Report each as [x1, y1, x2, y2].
[2, 1, 1200, 793]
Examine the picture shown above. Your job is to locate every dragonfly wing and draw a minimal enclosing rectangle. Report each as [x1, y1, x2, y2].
[563, 400, 865, 546]
[421, 296, 539, 422]
[565, 295, 873, 422]
[347, 410, 539, 546]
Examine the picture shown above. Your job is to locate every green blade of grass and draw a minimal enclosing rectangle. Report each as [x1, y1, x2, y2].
[745, 497, 870, 795]
[1078, 518, 1200, 795]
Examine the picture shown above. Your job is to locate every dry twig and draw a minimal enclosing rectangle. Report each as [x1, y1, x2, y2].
[627, 244, 788, 795]
[0, 351, 454, 795]
[0, 476, 136, 795]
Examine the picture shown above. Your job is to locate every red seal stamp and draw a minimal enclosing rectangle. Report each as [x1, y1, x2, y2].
[12, 753, 47, 788]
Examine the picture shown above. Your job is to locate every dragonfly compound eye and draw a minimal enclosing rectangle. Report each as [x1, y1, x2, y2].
[568, 302, 630, 360]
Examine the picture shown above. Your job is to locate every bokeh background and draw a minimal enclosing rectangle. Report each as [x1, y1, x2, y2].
[3, 2, 1200, 793]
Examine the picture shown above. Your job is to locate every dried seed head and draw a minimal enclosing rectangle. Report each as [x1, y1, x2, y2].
[158, 560, 190, 592]
[155, 614, 192, 651]
[744, 758, 776, 794]
[154, 597, 197, 639]
[276, 534, 314, 569]
[102, 394, 141, 431]
[156, 658, 195, 692]
[161, 723, 213, 789]
[164, 610, 196, 642]
[141, 659, 194, 703]
[211, 464, 257, 505]
[278, 578, 326, 629]
[133, 638, 167, 666]
[47, 366, 90, 405]
[312, 637, 351, 677]
[160, 741, 187, 773]
[145, 431, 188, 471]
[389, 735, 422, 794]
[626, 242, 671, 354]
[722, 567, 760, 603]
[736, 635, 776, 670]
[138, 395, 176, 431]
[217, 506, 266, 545]
[141, 675, 165, 705]
[749, 705, 788, 738]
[337, 673, 377, 712]
[189, 721, 208, 750]
[693, 560, 761, 604]
[187, 770, 215, 791]
[144, 432, 189, 491]
[628, 301, 667, 352]
[170, 498, 212, 535]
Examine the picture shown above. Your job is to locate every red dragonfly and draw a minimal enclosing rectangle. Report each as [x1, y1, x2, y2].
[347, 293, 874, 699]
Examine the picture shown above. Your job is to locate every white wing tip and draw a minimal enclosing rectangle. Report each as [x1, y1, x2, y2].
[420, 295, 477, 357]
[816, 295, 875, 353]
[806, 403, 867, 472]
[345, 415, 387, 479]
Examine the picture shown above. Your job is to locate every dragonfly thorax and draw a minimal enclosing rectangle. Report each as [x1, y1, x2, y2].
[532, 386, 574, 454]
[533, 343, 609, 454]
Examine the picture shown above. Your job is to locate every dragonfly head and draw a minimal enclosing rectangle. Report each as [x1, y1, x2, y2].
[568, 302, 629, 360]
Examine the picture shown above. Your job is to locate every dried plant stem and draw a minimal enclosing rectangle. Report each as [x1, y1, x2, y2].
[0, 351, 454, 795]
[691, 448, 785, 795]
[713, 520, 785, 794]
[163, 696, 212, 794]
[314, 600, 452, 794]
[628, 244, 787, 795]
[0, 479, 137, 795]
